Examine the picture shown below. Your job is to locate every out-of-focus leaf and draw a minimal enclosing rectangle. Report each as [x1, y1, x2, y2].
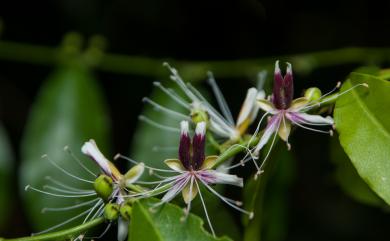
[0, 124, 13, 229]
[330, 136, 385, 207]
[19, 62, 110, 230]
[130, 82, 240, 239]
[334, 72, 390, 205]
[128, 199, 232, 241]
[243, 142, 295, 241]
[130, 83, 185, 177]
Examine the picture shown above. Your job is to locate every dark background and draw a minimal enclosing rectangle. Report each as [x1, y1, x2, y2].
[1, 0, 390, 240]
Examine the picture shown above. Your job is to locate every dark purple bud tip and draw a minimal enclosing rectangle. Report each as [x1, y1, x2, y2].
[272, 61, 294, 109]
[179, 121, 191, 169]
[192, 122, 206, 170]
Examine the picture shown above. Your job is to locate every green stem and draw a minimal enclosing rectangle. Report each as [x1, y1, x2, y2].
[1, 217, 105, 241]
[1, 40, 390, 80]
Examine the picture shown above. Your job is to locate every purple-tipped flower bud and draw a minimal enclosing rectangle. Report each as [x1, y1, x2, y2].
[179, 121, 191, 169]
[272, 61, 294, 109]
[192, 122, 206, 170]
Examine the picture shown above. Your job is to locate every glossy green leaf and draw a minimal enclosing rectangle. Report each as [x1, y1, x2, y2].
[128, 199, 232, 241]
[0, 124, 13, 229]
[243, 142, 295, 241]
[19, 62, 110, 230]
[330, 136, 385, 206]
[334, 72, 390, 205]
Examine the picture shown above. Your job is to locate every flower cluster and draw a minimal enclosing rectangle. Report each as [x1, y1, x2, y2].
[25, 61, 366, 240]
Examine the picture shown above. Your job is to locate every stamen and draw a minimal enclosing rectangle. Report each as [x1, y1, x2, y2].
[142, 97, 191, 120]
[163, 62, 199, 101]
[198, 179, 253, 217]
[64, 146, 97, 177]
[32, 207, 95, 235]
[258, 116, 282, 173]
[186, 83, 235, 133]
[45, 176, 91, 192]
[42, 155, 94, 184]
[43, 185, 95, 195]
[84, 222, 111, 239]
[138, 115, 181, 133]
[207, 72, 234, 125]
[114, 154, 177, 173]
[25, 185, 97, 198]
[289, 119, 333, 134]
[194, 179, 215, 237]
[42, 198, 100, 213]
[83, 200, 104, 223]
[301, 83, 369, 111]
[153, 81, 190, 109]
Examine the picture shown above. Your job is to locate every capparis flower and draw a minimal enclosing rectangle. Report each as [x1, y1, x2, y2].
[141, 63, 265, 142]
[141, 120, 253, 236]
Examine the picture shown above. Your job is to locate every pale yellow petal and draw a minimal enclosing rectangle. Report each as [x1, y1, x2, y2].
[164, 159, 186, 171]
[256, 99, 275, 112]
[289, 97, 309, 111]
[200, 155, 219, 170]
[124, 163, 145, 187]
[182, 182, 199, 204]
[278, 119, 291, 141]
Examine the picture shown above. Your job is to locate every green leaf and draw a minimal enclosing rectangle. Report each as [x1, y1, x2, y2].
[129, 199, 232, 241]
[330, 136, 385, 206]
[243, 142, 295, 241]
[334, 72, 390, 205]
[19, 62, 110, 230]
[0, 124, 13, 229]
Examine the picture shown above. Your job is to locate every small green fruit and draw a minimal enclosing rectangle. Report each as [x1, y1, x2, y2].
[104, 203, 119, 221]
[94, 174, 113, 201]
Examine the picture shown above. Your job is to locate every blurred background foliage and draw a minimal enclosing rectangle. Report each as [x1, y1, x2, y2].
[1, 0, 390, 240]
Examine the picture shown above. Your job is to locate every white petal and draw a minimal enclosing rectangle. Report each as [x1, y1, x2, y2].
[205, 170, 243, 187]
[195, 121, 206, 136]
[117, 217, 129, 241]
[125, 163, 145, 187]
[161, 177, 189, 203]
[289, 112, 334, 125]
[236, 88, 258, 127]
[81, 139, 111, 176]
[254, 115, 281, 154]
[180, 120, 189, 135]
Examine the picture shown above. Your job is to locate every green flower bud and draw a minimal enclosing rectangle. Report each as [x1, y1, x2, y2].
[94, 175, 113, 201]
[104, 203, 119, 221]
[191, 108, 209, 124]
[304, 87, 322, 102]
[120, 201, 133, 220]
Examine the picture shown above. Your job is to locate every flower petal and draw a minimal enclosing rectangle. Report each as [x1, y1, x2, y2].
[81, 139, 122, 179]
[182, 181, 199, 204]
[161, 175, 190, 203]
[236, 88, 259, 127]
[124, 162, 145, 187]
[117, 217, 129, 241]
[200, 155, 219, 170]
[193, 122, 206, 169]
[164, 159, 186, 172]
[257, 99, 276, 113]
[179, 120, 191, 169]
[287, 112, 334, 125]
[254, 114, 281, 154]
[289, 97, 310, 111]
[205, 170, 243, 187]
[278, 117, 291, 141]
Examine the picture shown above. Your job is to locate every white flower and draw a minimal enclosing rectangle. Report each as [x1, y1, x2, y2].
[141, 63, 265, 141]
